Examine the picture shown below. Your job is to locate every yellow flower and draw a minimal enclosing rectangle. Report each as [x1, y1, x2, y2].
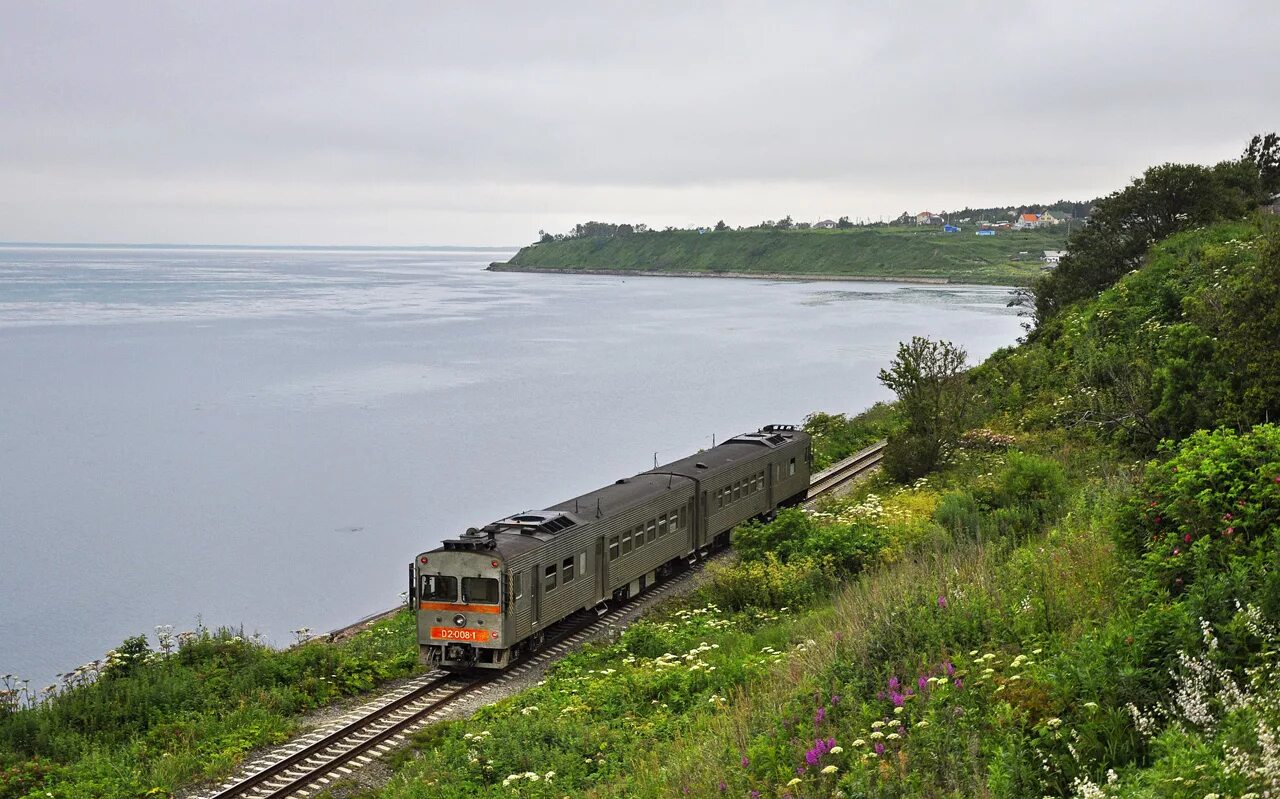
[821, 765, 838, 775]
[787, 778, 803, 787]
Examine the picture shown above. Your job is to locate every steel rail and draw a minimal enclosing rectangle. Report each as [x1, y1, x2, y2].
[806, 440, 887, 500]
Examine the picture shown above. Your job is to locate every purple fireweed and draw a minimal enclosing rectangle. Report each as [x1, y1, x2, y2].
[719, 781, 727, 792]
[890, 691, 905, 706]
[918, 676, 928, 692]
[888, 676, 900, 691]
[815, 707, 826, 725]
[954, 678, 964, 689]
[741, 756, 750, 768]
[830, 694, 841, 705]
[943, 660, 955, 676]
[874, 742, 886, 756]
[750, 792, 761, 799]
[937, 595, 948, 608]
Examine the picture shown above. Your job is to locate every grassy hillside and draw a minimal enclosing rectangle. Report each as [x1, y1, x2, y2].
[499, 226, 1071, 286]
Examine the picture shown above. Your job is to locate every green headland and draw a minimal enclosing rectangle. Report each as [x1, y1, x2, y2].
[493, 225, 1072, 286]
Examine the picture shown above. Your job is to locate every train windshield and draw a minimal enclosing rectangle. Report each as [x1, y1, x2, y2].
[421, 575, 458, 602]
[462, 577, 500, 604]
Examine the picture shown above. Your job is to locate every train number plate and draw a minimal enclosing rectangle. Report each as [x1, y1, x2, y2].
[430, 626, 490, 642]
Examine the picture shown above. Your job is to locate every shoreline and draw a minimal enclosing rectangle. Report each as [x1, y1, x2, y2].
[487, 262, 1020, 287]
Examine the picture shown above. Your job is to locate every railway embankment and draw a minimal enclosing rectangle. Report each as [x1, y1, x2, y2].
[5, 143, 1280, 798]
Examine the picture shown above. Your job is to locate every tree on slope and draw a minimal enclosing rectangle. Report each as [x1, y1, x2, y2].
[878, 337, 969, 480]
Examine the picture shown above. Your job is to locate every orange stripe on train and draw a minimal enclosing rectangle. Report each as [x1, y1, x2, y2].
[418, 601, 502, 614]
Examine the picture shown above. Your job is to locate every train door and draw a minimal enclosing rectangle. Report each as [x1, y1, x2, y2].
[699, 490, 708, 550]
[530, 564, 541, 628]
[596, 537, 607, 603]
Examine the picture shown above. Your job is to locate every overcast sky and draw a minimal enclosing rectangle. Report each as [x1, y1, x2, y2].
[2, 2, 1277, 246]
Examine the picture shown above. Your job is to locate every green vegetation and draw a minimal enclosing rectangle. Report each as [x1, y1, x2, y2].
[6, 137, 1279, 798]
[500, 225, 1070, 286]
[0, 615, 420, 798]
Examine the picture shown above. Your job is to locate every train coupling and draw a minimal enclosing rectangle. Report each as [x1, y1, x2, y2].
[593, 600, 609, 617]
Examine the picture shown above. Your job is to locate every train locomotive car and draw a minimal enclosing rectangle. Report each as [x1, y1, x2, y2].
[410, 425, 812, 670]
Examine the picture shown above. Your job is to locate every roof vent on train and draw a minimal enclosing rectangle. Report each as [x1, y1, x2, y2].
[502, 511, 577, 535]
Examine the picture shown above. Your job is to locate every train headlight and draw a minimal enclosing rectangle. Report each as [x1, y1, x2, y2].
[453, 613, 467, 627]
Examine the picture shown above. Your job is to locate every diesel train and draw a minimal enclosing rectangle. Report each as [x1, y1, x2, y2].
[410, 425, 813, 670]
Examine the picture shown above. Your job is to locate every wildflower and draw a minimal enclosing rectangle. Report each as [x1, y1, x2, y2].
[893, 706, 904, 715]
[1184, 533, 1192, 542]
[870, 721, 885, 729]
[937, 595, 948, 608]
[751, 792, 761, 799]
[815, 707, 826, 724]
[829, 745, 844, 754]
[719, 780, 727, 792]
[943, 660, 955, 676]
[821, 765, 838, 775]
[852, 739, 865, 747]
[873, 742, 886, 756]
[1084, 701, 1099, 710]
[869, 731, 884, 740]
[741, 755, 749, 768]
[1225, 527, 1234, 536]
[916, 720, 929, 728]
[887, 733, 901, 741]
[787, 778, 803, 787]
[917, 676, 928, 691]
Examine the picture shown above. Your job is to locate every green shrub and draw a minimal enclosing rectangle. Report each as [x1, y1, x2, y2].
[1120, 424, 1280, 602]
[995, 451, 1068, 531]
[882, 430, 941, 482]
[703, 554, 835, 611]
[934, 490, 983, 539]
[733, 508, 885, 575]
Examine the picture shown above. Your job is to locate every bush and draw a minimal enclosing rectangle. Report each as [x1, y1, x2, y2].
[995, 451, 1068, 528]
[934, 490, 983, 539]
[733, 508, 885, 575]
[1119, 424, 1280, 601]
[703, 554, 835, 611]
[882, 430, 941, 482]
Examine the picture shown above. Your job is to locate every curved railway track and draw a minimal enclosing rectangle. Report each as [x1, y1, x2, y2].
[199, 439, 885, 798]
[806, 440, 887, 503]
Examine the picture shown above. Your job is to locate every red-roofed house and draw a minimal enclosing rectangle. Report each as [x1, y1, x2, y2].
[1013, 213, 1042, 230]
[915, 211, 943, 225]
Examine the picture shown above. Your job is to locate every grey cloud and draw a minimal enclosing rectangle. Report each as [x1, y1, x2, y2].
[1, 1, 1277, 244]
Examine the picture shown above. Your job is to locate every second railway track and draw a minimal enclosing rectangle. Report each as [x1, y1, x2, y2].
[201, 439, 885, 798]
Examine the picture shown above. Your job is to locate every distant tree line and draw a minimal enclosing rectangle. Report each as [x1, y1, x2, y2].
[534, 194, 1119, 244]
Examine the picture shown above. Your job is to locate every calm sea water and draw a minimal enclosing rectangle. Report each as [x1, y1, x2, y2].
[0, 245, 1023, 685]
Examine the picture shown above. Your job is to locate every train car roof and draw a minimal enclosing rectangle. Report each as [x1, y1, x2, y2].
[431, 426, 807, 559]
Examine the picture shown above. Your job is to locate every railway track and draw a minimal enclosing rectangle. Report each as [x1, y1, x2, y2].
[197, 556, 709, 799]
[806, 439, 886, 503]
[200, 438, 886, 798]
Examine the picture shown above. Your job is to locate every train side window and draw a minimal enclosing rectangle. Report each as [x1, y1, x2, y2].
[609, 535, 620, 560]
[544, 563, 557, 592]
[789, 457, 796, 476]
[656, 514, 667, 537]
[512, 572, 523, 600]
[578, 551, 587, 575]
[647, 519, 657, 542]
[634, 525, 645, 549]
[562, 556, 575, 583]
[622, 529, 633, 555]
[678, 506, 687, 528]
[732, 482, 741, 502]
